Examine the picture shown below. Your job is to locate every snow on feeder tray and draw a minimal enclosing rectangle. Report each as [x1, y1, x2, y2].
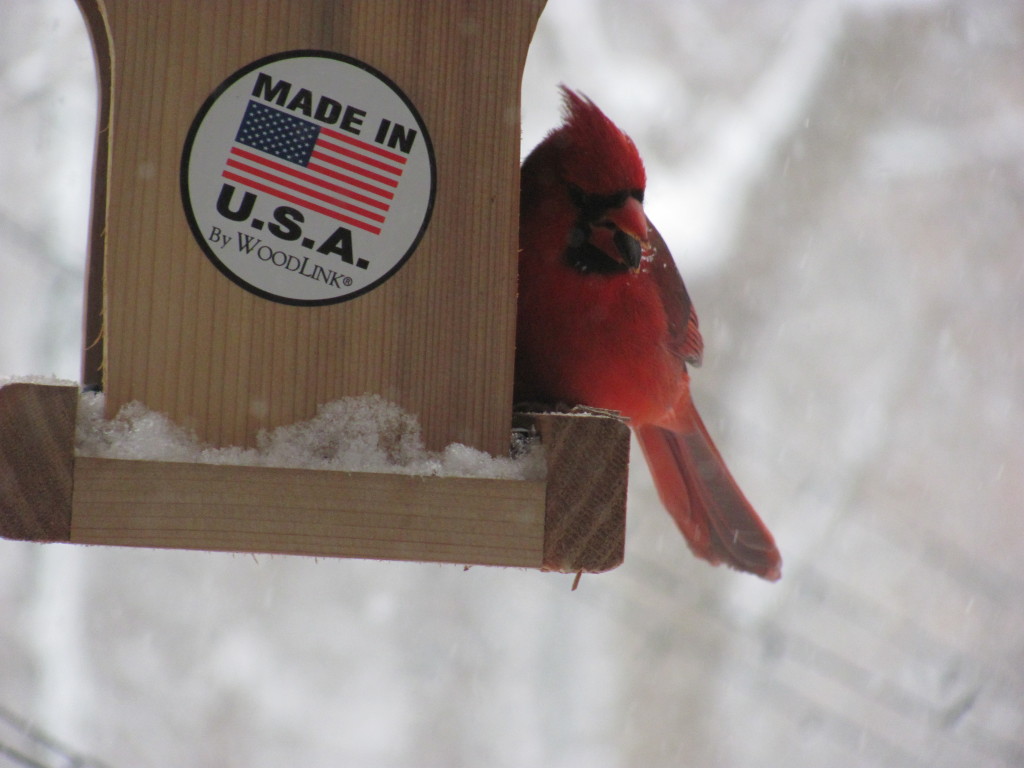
[0, 0, 628, 573]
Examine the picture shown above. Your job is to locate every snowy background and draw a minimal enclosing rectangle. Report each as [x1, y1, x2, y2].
[2, 0, 1023, 766]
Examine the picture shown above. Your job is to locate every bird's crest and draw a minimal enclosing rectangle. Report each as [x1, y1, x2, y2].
[549, 87, 647, 197]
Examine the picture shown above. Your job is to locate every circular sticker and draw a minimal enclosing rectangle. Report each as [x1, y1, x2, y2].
[181, 50, 435, 305]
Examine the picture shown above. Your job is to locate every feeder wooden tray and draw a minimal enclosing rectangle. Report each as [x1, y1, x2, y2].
[0, 0, 630, 574]
[0, 383, 628, 572]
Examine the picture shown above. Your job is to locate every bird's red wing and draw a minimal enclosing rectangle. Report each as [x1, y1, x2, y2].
[646, 220, 703, 366]
[642, 219, 780, 580]
[636, 406, 782, 581]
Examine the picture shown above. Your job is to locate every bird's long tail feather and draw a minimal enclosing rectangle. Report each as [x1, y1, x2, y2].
[636, 403, 782, 581]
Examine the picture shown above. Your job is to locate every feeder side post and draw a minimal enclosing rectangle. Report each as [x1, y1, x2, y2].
[0, 384, 77, 542]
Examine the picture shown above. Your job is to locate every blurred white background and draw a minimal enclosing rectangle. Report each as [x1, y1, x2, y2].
[2, 0, 1022, 766]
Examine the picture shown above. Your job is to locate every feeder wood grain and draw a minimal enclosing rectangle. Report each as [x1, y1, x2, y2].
[77, 0, 545, 455]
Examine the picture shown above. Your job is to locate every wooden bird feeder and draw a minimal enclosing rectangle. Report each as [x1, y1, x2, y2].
[0, 0, 629, 573]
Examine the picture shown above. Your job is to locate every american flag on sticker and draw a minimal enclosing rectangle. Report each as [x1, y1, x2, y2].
[222, 100, 407, 236]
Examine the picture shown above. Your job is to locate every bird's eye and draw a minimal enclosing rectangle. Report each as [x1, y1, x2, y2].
[567, 184, 588, 210]
[567, 184, 634, 223]
[608, 191, 629, 209]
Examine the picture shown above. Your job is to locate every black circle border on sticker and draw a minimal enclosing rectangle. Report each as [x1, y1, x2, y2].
[180, 49, 437, 307]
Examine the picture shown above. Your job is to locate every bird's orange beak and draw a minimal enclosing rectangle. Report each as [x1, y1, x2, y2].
[604, 196, 649, 270]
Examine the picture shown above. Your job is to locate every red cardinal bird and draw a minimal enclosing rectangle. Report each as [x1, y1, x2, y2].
[516, 88, 781, 580]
